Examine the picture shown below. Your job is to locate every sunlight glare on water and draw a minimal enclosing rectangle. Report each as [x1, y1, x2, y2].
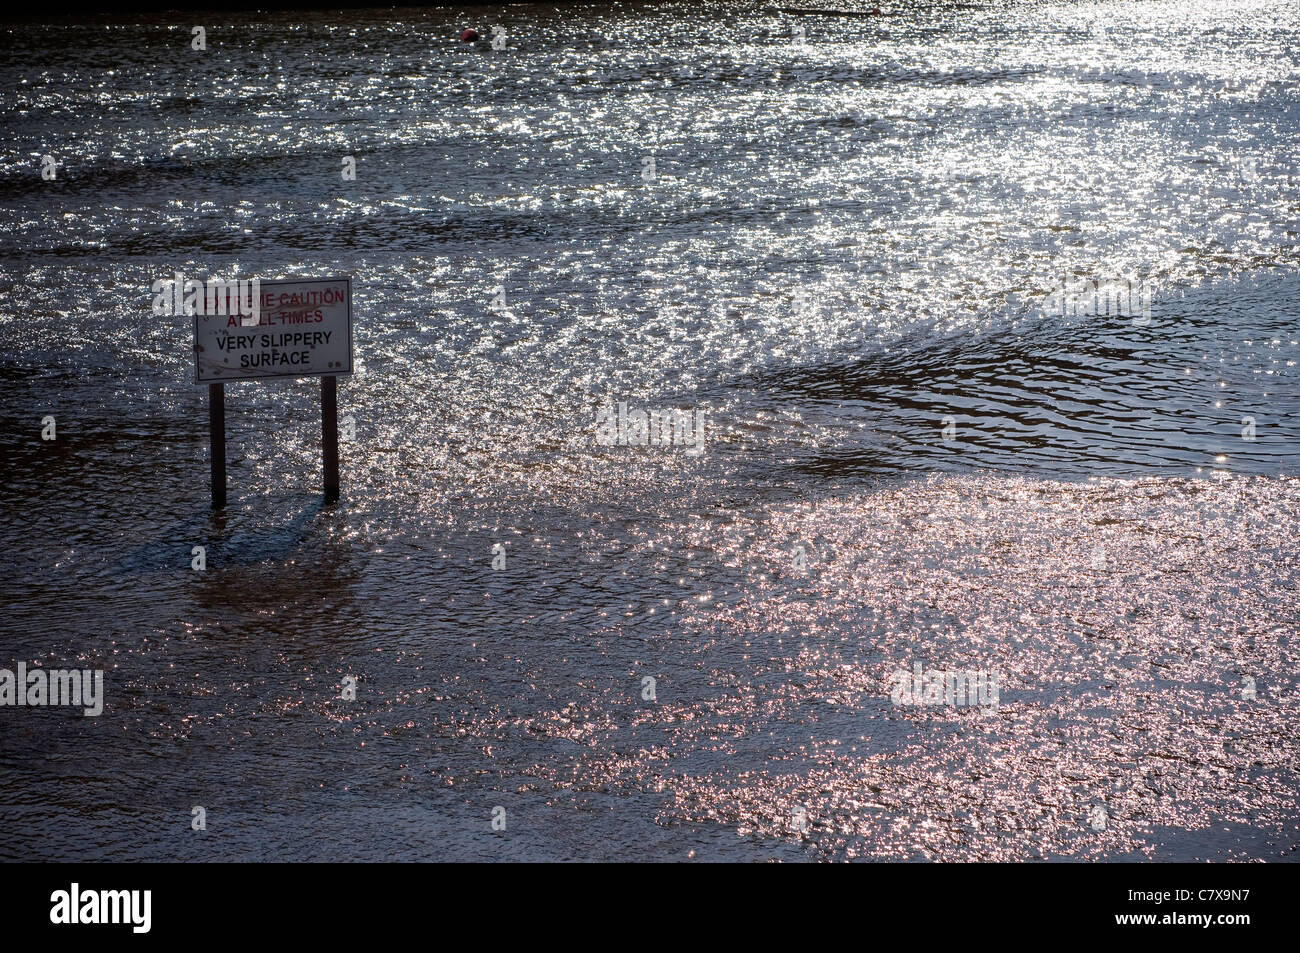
[0, 0, 1297, 860]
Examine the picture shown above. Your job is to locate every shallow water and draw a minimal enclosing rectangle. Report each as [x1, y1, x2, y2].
[0, 1, 1298, 861]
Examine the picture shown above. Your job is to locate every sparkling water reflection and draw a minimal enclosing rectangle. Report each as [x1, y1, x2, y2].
[0, 1, 1297, 860]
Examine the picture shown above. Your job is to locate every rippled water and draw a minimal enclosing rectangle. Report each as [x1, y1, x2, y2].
[1, 1, 1298, 861]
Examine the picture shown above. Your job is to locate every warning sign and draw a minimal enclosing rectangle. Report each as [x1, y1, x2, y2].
[194, 276, 353, 383]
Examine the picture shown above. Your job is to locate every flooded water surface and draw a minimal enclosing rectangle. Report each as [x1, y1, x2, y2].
[0, 0, 1298, 861]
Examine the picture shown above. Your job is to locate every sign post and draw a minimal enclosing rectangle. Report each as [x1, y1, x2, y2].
[209, 382, 226, 508]
[194, 276, 354, 507]
[322, 375, 339, 503]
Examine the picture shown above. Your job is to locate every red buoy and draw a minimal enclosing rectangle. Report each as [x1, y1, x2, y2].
[459, 29, 479, 43]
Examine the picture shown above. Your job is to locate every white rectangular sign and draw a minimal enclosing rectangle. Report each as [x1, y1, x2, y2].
[194, 276, 353, 383]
